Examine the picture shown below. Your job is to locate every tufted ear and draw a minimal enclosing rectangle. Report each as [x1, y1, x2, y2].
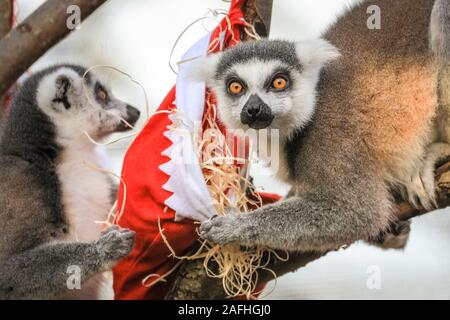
[37, 68, 83, 113]
[295, 38, 341, 69]
[182, 52, 222, 84]
[52, 74, 77, 110]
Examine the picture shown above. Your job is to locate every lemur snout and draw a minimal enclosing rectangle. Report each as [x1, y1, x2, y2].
[116, 105, 141, 132]
[240, 94, 274, 129]
[246, 103, 262, 117]
[127, 105, 141, 123]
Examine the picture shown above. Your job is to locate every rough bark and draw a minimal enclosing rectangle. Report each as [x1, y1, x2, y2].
[0, 0, 12, 117]
[0, 0, 108, 97]
[165, 250, 328, 300]
[0, 0, 11, 39]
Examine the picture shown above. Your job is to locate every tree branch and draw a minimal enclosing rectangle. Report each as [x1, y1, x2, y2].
[0, 0, 12, 118]
[0, 0, 108, 97]
[165, 249, 328, 300]
[0, 0, 12, 39]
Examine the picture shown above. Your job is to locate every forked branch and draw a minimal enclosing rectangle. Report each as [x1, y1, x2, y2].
[0, 0, 108, 96]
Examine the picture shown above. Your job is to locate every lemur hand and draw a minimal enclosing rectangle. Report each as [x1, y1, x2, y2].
[95, 225, 135, 269]
[200, 213, 255, 246]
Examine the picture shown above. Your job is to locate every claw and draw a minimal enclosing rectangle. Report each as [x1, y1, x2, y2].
[200, 220, 213, 233]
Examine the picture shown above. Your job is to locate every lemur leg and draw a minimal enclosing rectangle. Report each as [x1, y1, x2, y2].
[0, 225, 134, 300]
[200, 194, 390, 251]
[405, 142, 450, 210]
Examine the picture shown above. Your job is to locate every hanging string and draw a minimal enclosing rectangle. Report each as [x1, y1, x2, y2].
[168, 11, 223, 75]
[168, 7, 246, 74]
[172, 8, 257, 71]
[82, 65, 151, 119]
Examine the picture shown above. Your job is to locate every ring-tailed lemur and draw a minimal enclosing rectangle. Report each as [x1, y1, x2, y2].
[0, 64, 140, 299]
[188, 0, 450, 252]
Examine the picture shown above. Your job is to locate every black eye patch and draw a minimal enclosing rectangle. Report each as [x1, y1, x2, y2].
[264, 69, 292, 92]
[225, 75, 247, 97]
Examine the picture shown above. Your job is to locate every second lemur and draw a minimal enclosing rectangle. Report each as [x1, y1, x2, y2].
[0, 64, 140, 299]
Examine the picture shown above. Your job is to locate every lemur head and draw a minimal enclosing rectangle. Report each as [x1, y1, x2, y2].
[188, 39, 339, 137]
[34, 64, 140, 143]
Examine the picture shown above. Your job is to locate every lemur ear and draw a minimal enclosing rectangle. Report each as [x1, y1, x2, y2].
[55, 75, 71, 96]
[295, 39, 340, 69]
[183, 53, 222, 83]
[53, 75, 74, 110]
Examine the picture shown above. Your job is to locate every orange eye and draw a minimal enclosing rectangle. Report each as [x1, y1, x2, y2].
[229, 81, 243, 95]
[272, 77, 288, 90]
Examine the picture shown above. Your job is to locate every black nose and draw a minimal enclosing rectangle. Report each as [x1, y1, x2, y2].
[240, 94, 274, 129]
[246, 104, 261, 117]
[126, 105, 141, 125]
[116, 105, 141, 132]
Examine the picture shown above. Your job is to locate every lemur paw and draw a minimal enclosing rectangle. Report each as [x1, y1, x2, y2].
[406, 170, 436, 210]
[405, 143, 450, 210]
[200, 214, 248, 245]
[96, 225, 135, 268]
[368, 220, 411, 249]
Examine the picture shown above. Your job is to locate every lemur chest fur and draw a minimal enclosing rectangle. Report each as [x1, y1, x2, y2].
[56, 142, 113, 242]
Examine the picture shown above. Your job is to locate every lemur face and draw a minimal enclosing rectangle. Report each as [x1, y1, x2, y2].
[188, 39, 340, 137]
[36, 65, 140, 142]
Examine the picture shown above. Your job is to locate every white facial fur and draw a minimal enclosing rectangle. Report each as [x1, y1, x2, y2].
[212, 59, 318, 138]
[188, 39, 340, 139]
[36, 67, 132, 147]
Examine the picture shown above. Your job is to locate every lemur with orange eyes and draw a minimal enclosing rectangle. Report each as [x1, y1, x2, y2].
[189, 0, 450, 251]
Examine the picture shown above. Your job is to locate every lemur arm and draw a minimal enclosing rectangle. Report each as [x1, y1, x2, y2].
[0, 226, 134, 300]
[200, 189, 391, 252]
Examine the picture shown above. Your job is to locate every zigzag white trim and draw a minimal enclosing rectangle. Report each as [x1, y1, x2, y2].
[158, 33, 218, 222]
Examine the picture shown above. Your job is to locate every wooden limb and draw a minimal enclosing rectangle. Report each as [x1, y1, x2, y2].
[165, 255, 224, 300]
[0, 0, 12, 118]
[0, 0, 108, 97]
[165, 249, 327, 300]
[0, 0, 11, 39]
